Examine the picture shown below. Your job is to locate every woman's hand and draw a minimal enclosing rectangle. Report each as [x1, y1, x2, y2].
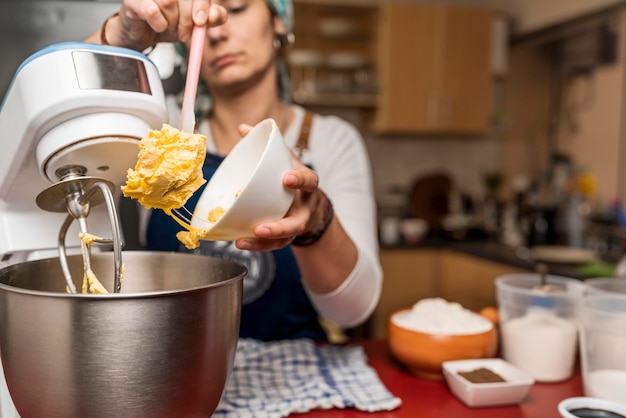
[103, 0, 227, 50]
[234, 124, 323, 252]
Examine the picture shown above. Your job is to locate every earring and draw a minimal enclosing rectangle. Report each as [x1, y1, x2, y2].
[274, 32, 295, 50]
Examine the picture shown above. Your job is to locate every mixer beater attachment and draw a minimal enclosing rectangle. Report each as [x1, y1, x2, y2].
[36, 165, 124, 293]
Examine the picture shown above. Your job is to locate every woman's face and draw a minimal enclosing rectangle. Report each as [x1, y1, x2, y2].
[199, 0, 283, 97]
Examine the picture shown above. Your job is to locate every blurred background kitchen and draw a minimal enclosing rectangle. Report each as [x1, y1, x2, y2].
[4, 0, 626, 338]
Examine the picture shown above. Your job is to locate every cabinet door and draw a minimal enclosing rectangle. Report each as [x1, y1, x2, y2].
[370, 249, 440, 339]
[371, 3, 492, 135]
[372, 3, 441, 133]
[440, 7, 492, 133]
[439, 250, 528, 312]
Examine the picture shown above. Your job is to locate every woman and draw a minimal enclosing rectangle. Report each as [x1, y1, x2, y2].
[85, 0, 381, 341]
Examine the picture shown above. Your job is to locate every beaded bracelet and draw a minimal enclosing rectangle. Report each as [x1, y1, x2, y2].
[292, 190, 334, 247]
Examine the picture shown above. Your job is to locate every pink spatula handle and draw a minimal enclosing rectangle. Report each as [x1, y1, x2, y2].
[180, 24, 207, 133]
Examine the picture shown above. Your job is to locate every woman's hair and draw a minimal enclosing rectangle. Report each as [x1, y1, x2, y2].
[266, 0, 294, 42]
[176, 0, 294, 119]
[266, 0, 294, 104]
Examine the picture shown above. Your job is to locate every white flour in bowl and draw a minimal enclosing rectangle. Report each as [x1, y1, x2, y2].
[392, 298, 492, 335]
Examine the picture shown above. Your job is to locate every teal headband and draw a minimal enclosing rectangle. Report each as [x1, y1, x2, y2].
[176, 0, 294, 119]
[267, 0, 294, 36]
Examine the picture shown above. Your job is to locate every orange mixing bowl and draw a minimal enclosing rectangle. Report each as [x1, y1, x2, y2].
[388, 308, 498, 380]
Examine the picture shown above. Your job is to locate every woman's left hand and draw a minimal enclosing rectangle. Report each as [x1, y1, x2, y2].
[234, 125, 323, 252]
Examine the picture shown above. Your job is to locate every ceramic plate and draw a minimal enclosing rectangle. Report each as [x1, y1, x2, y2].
[530, 246, 598, 264]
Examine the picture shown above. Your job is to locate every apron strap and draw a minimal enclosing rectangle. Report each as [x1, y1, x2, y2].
[295, 111, 314, 158]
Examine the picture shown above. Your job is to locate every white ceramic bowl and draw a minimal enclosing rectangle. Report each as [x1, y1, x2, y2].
[190, 119, 295, 240]
[558, 397, 626, 418]
[442, 358, 535, 407]
[400, 218, 429, 245]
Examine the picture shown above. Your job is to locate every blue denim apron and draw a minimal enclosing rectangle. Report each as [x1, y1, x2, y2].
[146, 152, 326, 341]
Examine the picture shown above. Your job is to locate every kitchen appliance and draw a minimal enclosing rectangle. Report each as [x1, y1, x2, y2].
[0, 41, 243, 418]
[0, 41, 167, 269]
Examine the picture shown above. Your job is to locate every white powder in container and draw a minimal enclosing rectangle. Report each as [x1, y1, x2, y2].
[581, 314, 626, 404]
[585, 369, 626, 404]
[392, 298, 492, 335]
[501, 308, 577, 382]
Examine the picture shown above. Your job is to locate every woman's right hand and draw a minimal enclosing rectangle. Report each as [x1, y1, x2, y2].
[102, 0, 227, 50]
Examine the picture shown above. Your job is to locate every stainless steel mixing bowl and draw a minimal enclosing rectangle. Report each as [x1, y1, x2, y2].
[0, 251, 246, 418]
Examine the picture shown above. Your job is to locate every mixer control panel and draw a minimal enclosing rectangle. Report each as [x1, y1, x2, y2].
[73, 50, 153, 95]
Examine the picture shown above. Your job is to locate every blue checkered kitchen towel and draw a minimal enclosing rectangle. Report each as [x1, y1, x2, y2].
[213, 339, 402, 418]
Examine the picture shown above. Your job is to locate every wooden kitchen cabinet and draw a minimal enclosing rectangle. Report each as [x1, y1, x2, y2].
[438, 250, 529, 312]
[370, 3, 493, 135]
[370, 249, 440, 339]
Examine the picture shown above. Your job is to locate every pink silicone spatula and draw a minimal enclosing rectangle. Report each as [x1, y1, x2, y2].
[179, 24, 207, 133]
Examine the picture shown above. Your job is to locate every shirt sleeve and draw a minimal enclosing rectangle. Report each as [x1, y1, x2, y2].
[297, 113, 383, 327]
[306, 250, 382, 327]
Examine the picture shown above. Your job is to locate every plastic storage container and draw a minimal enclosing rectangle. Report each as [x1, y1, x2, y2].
[584, 277, 626, 295]
[580, 293, 626, 405]
[495, 274, 585, 382]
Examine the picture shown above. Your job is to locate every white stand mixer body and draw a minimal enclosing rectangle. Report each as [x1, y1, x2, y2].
[0, 42, 168, 265]
[0, 42, 169, 418]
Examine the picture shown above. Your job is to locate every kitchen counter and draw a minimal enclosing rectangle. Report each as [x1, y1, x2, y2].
[381, 236, 594, 280]
[298, 340, 583, 418]
[372, 237, 608, 337]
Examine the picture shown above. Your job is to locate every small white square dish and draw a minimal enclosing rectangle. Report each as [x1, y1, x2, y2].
[442, 358, 535, 408]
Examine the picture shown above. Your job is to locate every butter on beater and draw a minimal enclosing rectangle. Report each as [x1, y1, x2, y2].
[122, 124, 211, 249]
[78, 232, 123, 294]
[121, 124, 207, 211]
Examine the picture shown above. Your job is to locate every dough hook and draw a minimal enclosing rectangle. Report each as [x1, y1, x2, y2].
[37, 165, 123, 293]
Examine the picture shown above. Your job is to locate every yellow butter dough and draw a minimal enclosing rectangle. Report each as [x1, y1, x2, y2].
[122, 124, 214, 249]
[78, 232, 126, 294]
[122, 124, 207, 210]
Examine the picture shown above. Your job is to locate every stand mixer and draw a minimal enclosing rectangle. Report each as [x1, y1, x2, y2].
[0, 42, 167, 416]
[0, 42, 249, 418]
[0, 41, 168, 285]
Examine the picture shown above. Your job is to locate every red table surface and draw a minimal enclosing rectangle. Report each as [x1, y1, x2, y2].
[296, 339, 583, 418]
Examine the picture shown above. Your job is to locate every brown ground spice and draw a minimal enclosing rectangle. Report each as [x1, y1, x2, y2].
[458, 367, 506, 383]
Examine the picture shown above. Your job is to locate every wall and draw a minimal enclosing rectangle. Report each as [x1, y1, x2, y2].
[498, 6, 626, 206]
[496, 38, 553, 194]
[503, 0, 624, 34]
[310, 0, 626, 211]
[318, 107, 500, 214]
[365, 136, 499, 203]
[312, 0, 510, 208]
[321, 0, 623, 35]
[0, 1, 120, 100]
[362, 3, 626, 213]
[558, 60, 623, 202]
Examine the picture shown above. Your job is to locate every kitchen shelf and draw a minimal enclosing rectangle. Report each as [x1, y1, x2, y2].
[292, 92, 378, 108]
[290, 0, 378, 111]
